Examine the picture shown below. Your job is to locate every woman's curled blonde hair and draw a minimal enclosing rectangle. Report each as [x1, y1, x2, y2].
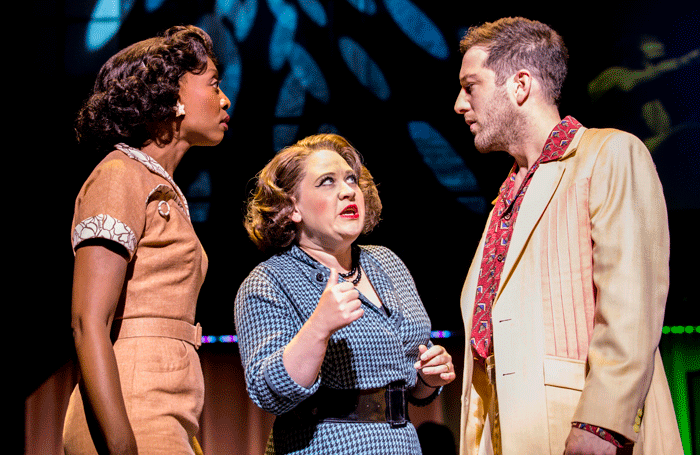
[244, 134, 382, 252]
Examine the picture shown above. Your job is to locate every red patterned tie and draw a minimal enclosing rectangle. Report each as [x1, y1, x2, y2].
[470, 116, 581, 360]
[470, 188, 513, 358]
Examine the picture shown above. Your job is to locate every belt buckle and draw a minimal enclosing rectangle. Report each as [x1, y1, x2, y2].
[385, 381, 408, 428]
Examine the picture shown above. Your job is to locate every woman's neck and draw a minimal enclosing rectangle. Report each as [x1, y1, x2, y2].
[298, 242, 354, 274]
[141, 139, 190, 176]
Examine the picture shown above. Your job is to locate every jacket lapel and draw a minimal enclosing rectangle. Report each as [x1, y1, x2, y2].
[494, 126, 585, 303]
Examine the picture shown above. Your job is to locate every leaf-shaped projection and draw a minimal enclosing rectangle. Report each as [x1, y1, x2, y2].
[269, 5, 298, 70]
[216, 0, 258, 41]
[273, 42, 329, 117]
[408, 121, 486, 213]
[221, 59, 242, 114]
[297, 0, 327, 26]
[86, 0, 134, 51]
[382, 0, 448, 60]
[198, 14, 242, 113]
[344, 0, 377, 15]
[408, 121, 478, 192]
[287, 42, 329, 102]
[338, 36, 390, 100]
[267, 0, 297, 24]
[275, 72, 305, 117]
[145, 0, 167, 12]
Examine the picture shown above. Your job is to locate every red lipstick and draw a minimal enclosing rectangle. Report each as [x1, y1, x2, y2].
[340, 204, 359, 219]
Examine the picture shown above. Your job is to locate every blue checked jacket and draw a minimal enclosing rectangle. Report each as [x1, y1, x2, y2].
[235, 244, 437, 454]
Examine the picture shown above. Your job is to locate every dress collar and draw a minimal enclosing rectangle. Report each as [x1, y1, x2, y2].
[115, 143, 191, 220]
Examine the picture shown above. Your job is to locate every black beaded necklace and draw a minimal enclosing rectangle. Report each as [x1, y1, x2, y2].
[339, 262, 362, 285]
[301, 245, 362, 285]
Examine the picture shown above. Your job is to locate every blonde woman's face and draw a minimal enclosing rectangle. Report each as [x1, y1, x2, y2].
[291, 149, 365, 251]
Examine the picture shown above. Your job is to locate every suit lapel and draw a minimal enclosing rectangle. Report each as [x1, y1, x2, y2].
[495, 161, 566, 303]
[493, 126, 586, 303]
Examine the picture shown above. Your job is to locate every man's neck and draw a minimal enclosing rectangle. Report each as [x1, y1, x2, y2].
[509, 110, 562, 173]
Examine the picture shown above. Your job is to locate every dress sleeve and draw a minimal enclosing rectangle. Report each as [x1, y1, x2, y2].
[71, 156, 145, 259]
[572, 130, 669, 442]
[234, 264, 321, 415]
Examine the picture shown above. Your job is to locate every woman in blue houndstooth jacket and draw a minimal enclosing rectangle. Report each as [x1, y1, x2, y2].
[235, 133, 456, 454]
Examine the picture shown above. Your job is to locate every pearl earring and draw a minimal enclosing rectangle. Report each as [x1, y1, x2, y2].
[175, 102, 186, 117]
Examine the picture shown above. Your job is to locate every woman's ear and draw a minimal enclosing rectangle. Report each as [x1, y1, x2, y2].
[290, 198, 302, 223]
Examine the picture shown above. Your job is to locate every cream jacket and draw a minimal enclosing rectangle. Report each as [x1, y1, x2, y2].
[459, 127, 682, 455]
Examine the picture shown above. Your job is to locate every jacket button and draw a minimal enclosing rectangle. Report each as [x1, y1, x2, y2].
[316, 272, 324, 282]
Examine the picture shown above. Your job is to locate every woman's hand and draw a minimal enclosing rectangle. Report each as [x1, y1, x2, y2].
[414, 344, 456, 389]
[308, 268, 364, 338]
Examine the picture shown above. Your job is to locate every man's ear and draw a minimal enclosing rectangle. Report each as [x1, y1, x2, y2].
[512, 69, 533, 105]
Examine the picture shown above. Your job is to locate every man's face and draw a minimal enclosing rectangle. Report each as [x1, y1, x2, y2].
[454, 46, 519, 153]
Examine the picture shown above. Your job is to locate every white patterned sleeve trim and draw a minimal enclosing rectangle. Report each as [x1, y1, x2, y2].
[72, 214, 137, 257]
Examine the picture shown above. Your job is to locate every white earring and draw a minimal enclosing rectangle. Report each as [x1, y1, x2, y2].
[175, 102, 186, 117]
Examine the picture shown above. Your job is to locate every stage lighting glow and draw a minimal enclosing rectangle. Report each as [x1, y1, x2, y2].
[86, 0, 121, 51]
[298, 0, 327, 26]
[383, 0, 448, 60]
[276, 73, 305, 117]
[345, 0, 377, 14]
[288, 43, 329, 102]
[430, 330, 453, 339]
[269, 10, 298, 70]
[408, 121, 486, 213]
[339, 36, 390, 101]
[216, 0, 258, 41]
[145, 0, 166, 12]
[408, 121, 479, 193]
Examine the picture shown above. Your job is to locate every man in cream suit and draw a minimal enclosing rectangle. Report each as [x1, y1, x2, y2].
[454, 17, 682, 455]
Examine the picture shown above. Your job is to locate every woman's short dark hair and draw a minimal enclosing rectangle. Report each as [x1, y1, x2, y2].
[245, 134, 382, 252]
[459, 17, 568, 106]
[75, 25, 218, 153]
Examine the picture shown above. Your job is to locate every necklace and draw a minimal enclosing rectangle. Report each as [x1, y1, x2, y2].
[339, 263, 362, 285]
[300, 245, 362, 285]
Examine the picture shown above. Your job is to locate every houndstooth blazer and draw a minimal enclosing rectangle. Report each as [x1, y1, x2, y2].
[235, 244, 436, 454]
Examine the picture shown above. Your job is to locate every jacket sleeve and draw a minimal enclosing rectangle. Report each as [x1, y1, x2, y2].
[572, 130, 670, 442]
[234, 264, 321, 415]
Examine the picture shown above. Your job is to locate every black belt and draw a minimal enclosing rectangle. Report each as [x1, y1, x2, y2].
[292, 381, 410, 427]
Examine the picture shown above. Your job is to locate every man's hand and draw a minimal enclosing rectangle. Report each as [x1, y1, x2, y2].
[564, 427, 618, 455]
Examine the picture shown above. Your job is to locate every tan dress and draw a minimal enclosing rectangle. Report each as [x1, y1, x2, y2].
[63, 144, 208, 455]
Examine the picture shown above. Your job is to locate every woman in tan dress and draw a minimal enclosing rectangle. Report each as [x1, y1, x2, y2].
[62, 25, 230, 455]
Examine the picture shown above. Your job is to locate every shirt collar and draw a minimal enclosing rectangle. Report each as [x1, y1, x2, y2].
[540, 115, 582, 164]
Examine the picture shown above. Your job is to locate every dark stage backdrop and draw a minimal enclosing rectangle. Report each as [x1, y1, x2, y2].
[18, 0, 698, 453]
